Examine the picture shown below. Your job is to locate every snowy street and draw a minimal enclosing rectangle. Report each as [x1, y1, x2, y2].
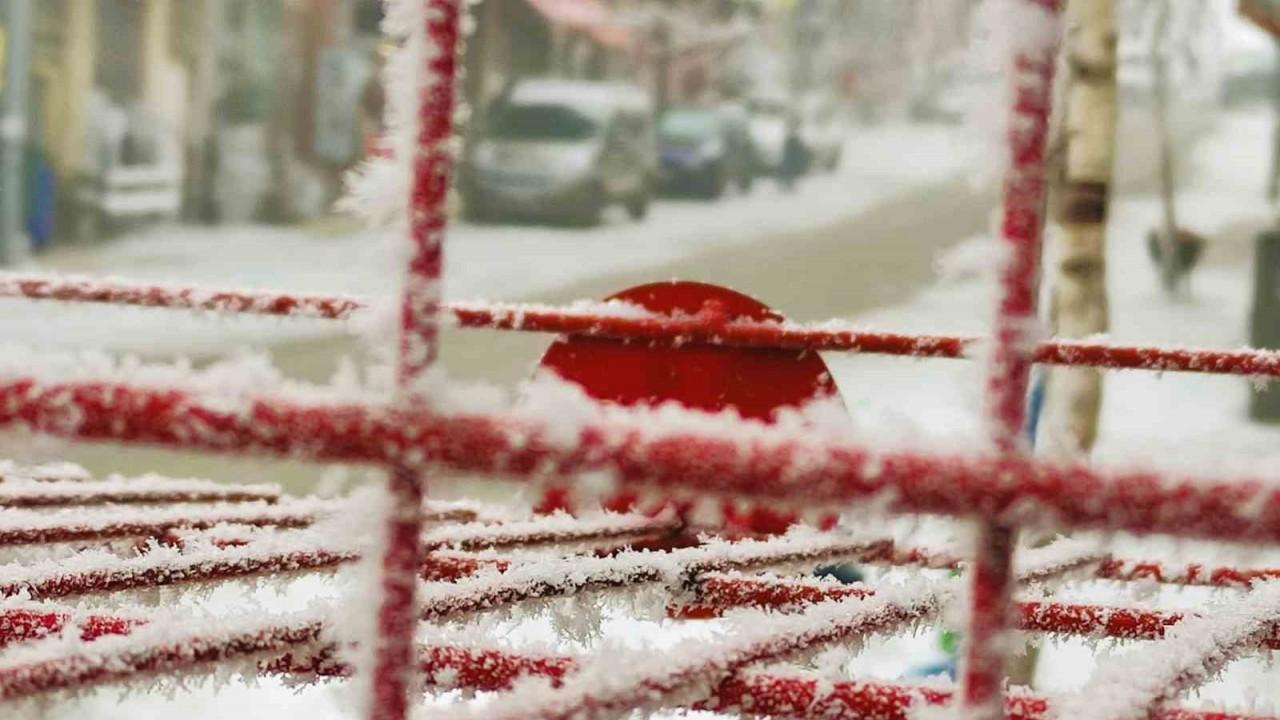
[11, 1, 1280, 719]
[5, 101, 1233, 493]
[8, 122, 972, 357]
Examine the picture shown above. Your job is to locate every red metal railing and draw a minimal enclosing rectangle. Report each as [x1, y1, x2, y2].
[6, 276, 1280, 379]
[0, 0, 1277, 718]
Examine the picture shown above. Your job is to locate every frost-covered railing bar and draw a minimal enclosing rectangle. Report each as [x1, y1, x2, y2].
[672, 538, 1102, 618]
[1054, 584, 1280, 720]
[0, 608, 140, 648]
[0, 512, 674, 600]
[1094, 556, 1280, 588]
[966, 1, 1063, 716]
[282, 642, 1277, 720]
[0, 477, 281, 507]
[419, 512, 681, 553]
[5, 377, 1280, 545]
[0, 545, 917, 700]
[437, 585, 946, 720]
[0, 544, 358, 600]
[0, 272, 364, 320]
[0, 613, 326, 700]
[418, 533, 887, 621]
[4, 603, 1274, 720]
[665, 573, 1280, 650]
[7, 273, 1280, 379]
[367, 2, 463, 718]
[0, 502, 318, 546]
[701, 674, 1273, 720]
[1015, 600, 1280, 649]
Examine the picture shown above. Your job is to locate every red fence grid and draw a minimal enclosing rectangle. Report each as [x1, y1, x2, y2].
[1, 1, 1279, 719]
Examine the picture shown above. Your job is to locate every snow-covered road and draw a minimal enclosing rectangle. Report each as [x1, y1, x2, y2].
[2, 122, 974, 358]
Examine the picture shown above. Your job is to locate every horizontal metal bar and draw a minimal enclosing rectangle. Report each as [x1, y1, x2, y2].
[2, 273, 1277, 378]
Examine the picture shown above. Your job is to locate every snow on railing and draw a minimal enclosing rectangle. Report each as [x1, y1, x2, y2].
[1055, 583, 1280, 720]
[8, 376, 1280, 546]
[419, 512, 680, 553]
[6, 273, 1280, 379]
[0, 511, 675, 601]
[0, 501, 319, 546]
[0, 610, 326, 700]
[1095, 557, 1280, 589]
[0, 272, 363, 320]
[965, 0, 1063, 716]
[0, 0, 1274, 716]
[0, 476, 280, 507]
[439, 582, 947, 720]
[417, 530, 887, 621]
[663, 572, 1280, 653]
[0, 606, 141, 648]
[702, 674, 1271, 720]
[3, 536, 1277, 716]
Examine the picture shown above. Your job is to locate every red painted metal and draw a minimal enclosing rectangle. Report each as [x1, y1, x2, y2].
[0, 0, 1273, 714]
[418, 536, 887, 621]
[537, 281, 840, 529]
[0, 504, 315, 546]
[4, 598, 1274, 720]
[664, 573, 1280, 651]
[0, 273, 363, 319]
[966, 3, 1062, 717]
[373, 2, 461, 718]
[539, 282, 838, 420]
[0, 480, 280, 508]
[0, 609, 140, 649]
[473, 592, 942, 720]
[0, 513, 676, 601]
[7, 274, 1280, 378]
[0, 547, 356, 600]
[703, 675, 1266, 720]
[0, 618, 324, 700]
[1095, 557, 1280, 589]
[7, 378, 1280, 544]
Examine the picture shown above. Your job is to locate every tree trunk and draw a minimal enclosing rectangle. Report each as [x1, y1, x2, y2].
[1040, 0, 1116, 458]
[1005, 0, 1117, 690]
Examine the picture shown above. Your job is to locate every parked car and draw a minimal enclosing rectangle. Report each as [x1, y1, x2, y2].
[462, 80, 656, 226]
[657, 104, 754, 198]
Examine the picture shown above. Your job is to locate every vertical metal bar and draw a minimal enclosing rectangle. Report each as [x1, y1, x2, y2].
[369, 2, 460, 720]
[961, 1, 1063, 718]
[0, 0, 32, 266]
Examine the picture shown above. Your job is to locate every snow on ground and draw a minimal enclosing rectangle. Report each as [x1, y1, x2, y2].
[1, 122, 971, 359]
[825, 106, 1278, 468]
[8, 102, 1280, 719]
[824, 105, 1280, 705]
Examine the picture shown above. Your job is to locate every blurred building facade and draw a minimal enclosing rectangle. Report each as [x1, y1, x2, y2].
[3, 0, 827, 253]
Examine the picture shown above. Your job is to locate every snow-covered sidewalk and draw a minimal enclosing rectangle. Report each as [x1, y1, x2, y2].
[822, 105, 1280, 704]
[825, 106, 1279, 469]
[2, 122, 973, 358]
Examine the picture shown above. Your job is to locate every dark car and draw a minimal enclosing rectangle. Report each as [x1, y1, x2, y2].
[462, 80, 656, 226]
[657, 105, 754, 199]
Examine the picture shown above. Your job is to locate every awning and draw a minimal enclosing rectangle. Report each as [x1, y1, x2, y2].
[525, 0, 632, 49]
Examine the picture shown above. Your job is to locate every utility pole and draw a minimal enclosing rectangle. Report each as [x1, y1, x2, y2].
[0, 0, 32, 265]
